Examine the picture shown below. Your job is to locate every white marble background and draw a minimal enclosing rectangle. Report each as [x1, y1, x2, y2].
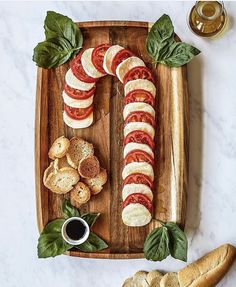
[0, 1, 236, 286]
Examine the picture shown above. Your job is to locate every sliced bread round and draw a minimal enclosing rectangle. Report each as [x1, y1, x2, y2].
[48, 136, 70, 160]
[70, 182, 91, 205]
[78, 155, 100, 179]
[82, 167, 107, 194]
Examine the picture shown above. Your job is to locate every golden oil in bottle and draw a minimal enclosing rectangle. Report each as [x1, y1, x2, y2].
[189, 1, 227, 37]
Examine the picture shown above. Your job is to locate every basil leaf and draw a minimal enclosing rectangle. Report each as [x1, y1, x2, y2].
[146, 14, 174, 61]
[165, 222, 188, 262]
[33, 37, 76, 68]
[146, 14, 200, 67]
[160, 42, 200, 67]
[44, 11, 83, 48]
[62, 200, 80, 219]
[75, 232, 108, 252]
[144, 226, 170, 261]
[81, 213, 100, 227]
[37, 219, 72, 258]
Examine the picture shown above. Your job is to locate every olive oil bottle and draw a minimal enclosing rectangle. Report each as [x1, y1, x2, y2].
[189, 1, 227, 37]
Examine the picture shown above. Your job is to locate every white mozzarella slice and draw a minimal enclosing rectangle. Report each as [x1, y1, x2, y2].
[65, 69, 95, 91]
[103, 45, 124, 75]
[122, 203, 152, 227]
[122, 184, 153, 201]
[63, 111, 93, 129]
[124, 79, 156, 97]
[123, 143, 154, 158]
[116, 56, 145, 83]
[62, 91, 94, 108]
[124, 122, 155, 140]
[81, 48, 104, 78]
[122, 162, 154, 181]
[123, 102, 155, 120]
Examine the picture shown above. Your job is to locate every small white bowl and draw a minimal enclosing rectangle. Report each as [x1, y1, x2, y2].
[61, 217, 90, 245]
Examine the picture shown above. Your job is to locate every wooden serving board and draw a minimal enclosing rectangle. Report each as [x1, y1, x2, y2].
[35, 21, 189, 259]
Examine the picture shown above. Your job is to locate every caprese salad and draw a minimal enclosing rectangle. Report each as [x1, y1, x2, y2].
[62, 44, 156, 227]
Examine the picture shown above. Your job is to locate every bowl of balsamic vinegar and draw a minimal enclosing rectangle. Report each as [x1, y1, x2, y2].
[61, 217, 90, 245]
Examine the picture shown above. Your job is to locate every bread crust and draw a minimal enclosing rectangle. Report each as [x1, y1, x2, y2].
[83, 167, 107, 194]
[70, 182, 91, 205]
[147, 270, 163, 285]
[78, 155, 100, 179]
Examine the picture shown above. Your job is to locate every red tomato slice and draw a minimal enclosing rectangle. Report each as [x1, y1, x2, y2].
[125, 111, 156, 127]
[92, 44, 111, 74]
[123, 193, 152, 213]
[123, 66, 154, 85]
[124, 89, 155, 107]
[124, 149, 154, 166]
[111, 49, 134, 74]
[64, 103, 93, 120]
[70, 52, 97, 83]
[123, 173, 153, 189]
[124, 130, 155, 149]
[64, 84, 96, 100]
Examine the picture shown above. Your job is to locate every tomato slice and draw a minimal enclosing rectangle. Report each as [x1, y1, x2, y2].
[123, 193, 152, 213]
[92, 44, 111, 74]
[70, 52, 97, 83]
[124, 130, 155, 149]
[125, 111, 156, 127]
[123, 66, 154, 85]
[124, 149, 154, 166]
[111, 49, 134, 74]
[64, 103, 93, 120]
[124, 89, 155, 107]
[123, 173, 153, 189]
[64, 84, 96, 100]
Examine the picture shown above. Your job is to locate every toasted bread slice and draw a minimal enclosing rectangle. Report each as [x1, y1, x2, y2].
[66, 137, 94, 169]
[53, 156, 71, 170]
[78, 155, 100, 178]
[48, 136, 70, 160]
[83, 167, 107, 194]
[147, 270, 163, 286]
[132, 271, 149, 287]
[43, 162, 55, 188]
[70, 182, 91, 205]
[45, 167, 79, 194]
[160, 273, 179, 287]
[122, 277, 133, 287]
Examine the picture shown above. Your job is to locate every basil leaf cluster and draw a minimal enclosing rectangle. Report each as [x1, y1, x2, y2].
[144, 221, 188, 262]
[37, 200, 108, 258]
[33, 11, 83, 68]
[146, 14, 200, 67]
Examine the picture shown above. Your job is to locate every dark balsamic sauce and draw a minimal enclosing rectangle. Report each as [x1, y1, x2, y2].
[65, 220, 86, 241]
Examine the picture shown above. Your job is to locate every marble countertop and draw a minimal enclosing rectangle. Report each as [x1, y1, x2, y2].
[0, 1, 236, 286]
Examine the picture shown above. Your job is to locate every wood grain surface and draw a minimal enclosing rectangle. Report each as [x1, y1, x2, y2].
[35, 21, 189, 259]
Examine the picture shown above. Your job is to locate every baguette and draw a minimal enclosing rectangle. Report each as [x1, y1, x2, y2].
[178, 244, 236, 287]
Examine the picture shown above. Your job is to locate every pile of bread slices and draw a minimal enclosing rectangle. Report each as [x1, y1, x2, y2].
[123, 244, 236, 287]
[43, 136, 107, 204]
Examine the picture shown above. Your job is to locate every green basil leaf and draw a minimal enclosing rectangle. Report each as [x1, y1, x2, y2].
[165, 222, 188, 262]
[160, 42, 201, 67]
[37, 219, 72, 258]
[62, 200, 80, 219]
[146, 14, 174, 61]
[33, 37, 76, 68]
[75, 232, 108, 253]
[44, 11, 83, 48]
[144, 226, 170, 261]
[82, 213, 100, 227]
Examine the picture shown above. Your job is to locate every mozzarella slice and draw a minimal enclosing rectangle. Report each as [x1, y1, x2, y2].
[65, 69, 95, 91]
[122, 203, 152, 226]
[63, 111, 93, 129]
[124, 122, 155, 140]
[124, 143, 154, 158]
[62, 91, 94, 108]
[122, 162, 154, 181]
[116, 56, 145, 83]
[124, 79, 156, 98]
[103, 45, 124, 75]
[122, 184, 153, 201]
[81, 48, 104, 78]
[123, 102, 155, 120]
